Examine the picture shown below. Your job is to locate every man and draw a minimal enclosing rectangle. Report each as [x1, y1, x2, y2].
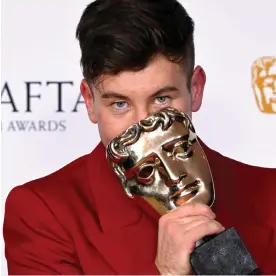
[3, 0, 276, 275]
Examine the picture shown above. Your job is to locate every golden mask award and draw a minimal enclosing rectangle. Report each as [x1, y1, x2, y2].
[106, 107, 260, 275]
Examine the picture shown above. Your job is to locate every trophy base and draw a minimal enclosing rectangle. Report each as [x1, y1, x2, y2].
[190, 227, 261, 275]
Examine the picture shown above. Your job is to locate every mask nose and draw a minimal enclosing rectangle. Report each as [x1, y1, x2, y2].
[169, 174, 187, 185]
[156, 153, 187, 187]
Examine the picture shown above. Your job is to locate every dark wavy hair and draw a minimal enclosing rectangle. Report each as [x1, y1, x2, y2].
[76, 0, 195, 87]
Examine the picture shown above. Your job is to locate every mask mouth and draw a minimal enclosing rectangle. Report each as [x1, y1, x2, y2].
[169, 180, 200, 205]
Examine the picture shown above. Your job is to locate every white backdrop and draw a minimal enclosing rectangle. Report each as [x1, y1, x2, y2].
[1, 0, 276, 274]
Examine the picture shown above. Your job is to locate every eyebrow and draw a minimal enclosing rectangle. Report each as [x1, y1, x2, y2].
[100, 85, 179, 100]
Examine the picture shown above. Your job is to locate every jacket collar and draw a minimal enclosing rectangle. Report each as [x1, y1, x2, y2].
[86, 142, 145, 232]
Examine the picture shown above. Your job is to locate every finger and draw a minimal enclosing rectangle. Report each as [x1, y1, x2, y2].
[184, 220, 225, 250]
[167, 215, 210, 227]
[172, 216, 216, 233]
[165, 202, 215, 220]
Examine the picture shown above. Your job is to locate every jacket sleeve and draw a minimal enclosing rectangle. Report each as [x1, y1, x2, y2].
[3, 185, 83, 275]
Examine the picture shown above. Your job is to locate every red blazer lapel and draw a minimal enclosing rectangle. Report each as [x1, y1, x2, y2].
[86, 142, 159, 274]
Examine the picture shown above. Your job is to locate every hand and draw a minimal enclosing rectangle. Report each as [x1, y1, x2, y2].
[155, 202, 225, 275]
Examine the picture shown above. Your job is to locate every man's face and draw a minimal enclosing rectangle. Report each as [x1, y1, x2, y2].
[81, 55, 206, 146]
[107, 112, 214, 209]
[252, 57, 276, 113]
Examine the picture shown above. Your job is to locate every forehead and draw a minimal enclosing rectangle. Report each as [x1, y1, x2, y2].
[127, 121, 189, 163]
[95, 56, 186, 96]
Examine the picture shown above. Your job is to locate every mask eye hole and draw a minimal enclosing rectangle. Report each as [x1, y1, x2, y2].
[175, 141, 188, 152]
[163, 139, 191, 158]
[138, 165, 154, 179]
[173, 141, 193, 159]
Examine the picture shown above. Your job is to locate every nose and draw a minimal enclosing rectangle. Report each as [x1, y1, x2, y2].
[133, 108, 151, 123]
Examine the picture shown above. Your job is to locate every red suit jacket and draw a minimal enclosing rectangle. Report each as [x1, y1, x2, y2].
[3, 140, 276, 275]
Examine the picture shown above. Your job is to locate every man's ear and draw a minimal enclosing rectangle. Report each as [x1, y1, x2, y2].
[80, 79, 98, 123]
[190, 66, 206, 112]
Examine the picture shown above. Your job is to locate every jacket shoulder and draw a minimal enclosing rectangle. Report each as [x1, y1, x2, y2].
[4, 151, 98, 228]
[15, 153, 90, 195]
[3, 155, 91, 275]
[205, 143, 276, 183]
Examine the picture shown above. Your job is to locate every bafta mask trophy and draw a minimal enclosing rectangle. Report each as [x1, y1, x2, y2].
[252, 56, 276, 114]
[106, 107, 259, 275]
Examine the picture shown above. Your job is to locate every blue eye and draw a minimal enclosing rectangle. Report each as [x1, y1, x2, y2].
[155, 96, 169, 104]
[115, 102, 126, 108]
[111, 101, 129, 111]
[157, 97, 166, 102]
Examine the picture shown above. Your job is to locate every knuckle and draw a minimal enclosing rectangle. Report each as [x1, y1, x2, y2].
[207, 220, 222, 231]
[199, 204, 213, 214]
[159, 216, 175, 233]
[159, 214, 169, 227]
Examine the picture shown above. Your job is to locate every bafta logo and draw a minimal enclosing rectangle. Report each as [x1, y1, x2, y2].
[252, 56, 276, 114]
